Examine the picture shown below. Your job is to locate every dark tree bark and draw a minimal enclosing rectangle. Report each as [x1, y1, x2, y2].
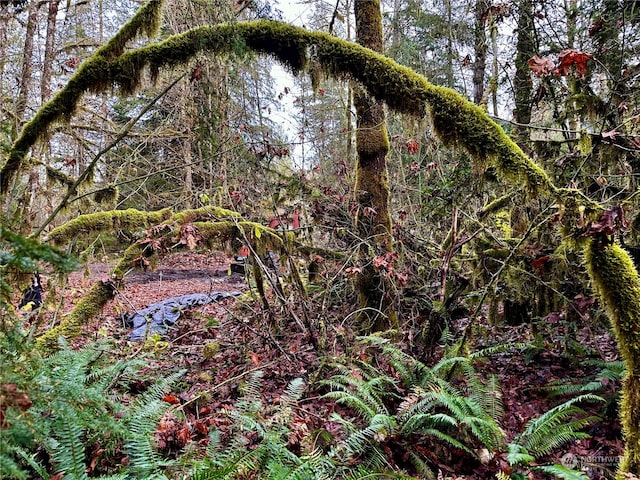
[512, 0, 535, 144]
[41, 1, 61, 104]
[472, 0, 489, 105]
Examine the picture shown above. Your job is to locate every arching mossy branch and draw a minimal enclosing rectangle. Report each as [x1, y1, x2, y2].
[43, 205, 241, 250]
[2, 19, 556, 204]
[35, 208, 290, 352]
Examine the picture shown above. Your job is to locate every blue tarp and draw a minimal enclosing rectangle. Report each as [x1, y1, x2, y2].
[123, 292, 241, 341]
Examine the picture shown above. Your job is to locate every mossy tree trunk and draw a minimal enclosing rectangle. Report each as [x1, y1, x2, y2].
[513, 0, 534, 148]
[584, 239, 640, 477]
[352, 0, 397, 332]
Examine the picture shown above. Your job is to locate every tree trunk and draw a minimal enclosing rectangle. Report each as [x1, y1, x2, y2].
[472, 0, 489, 105]
[0, 4, 11, 120]
[41, 1, 61, 104]
[584, 240, 640, 477]
[513, 0, 535, 143]
[15, 0, 39, 133]
[353, 0, 397, 331]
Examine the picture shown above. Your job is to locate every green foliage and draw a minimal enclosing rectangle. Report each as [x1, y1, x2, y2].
[0, 326, 184, 479]
[501, 394, 604, 480]
[544, 359, 623, 418]
[513, 394, 603, 458]
[319, 335, 506, 477]
[192, 372, 328, 480]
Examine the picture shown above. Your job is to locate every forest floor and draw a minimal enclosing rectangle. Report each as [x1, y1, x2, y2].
[37, 250, 624, 479]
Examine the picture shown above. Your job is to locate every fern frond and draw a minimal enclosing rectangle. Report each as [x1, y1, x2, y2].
[343, 464, 418, 479]
[135, 369, 186, 406]
[545, 360, 624, 397]
[505, 443, 535, 467]
[239, 370, 264, 401]
[50, 408, 89, 480]
[531, 464, 590, 479]
[124, 399, 169, 477]
[420, 428, 474, 455]
[320, 370, 395, 419]
[356, 335, 431, 387]
[406, 451, 436, 479]
[282, 377, 306, 406]
[469, 342, 529, 359]
[399, 412, 457, 436]
[323, 391, 380, 419]
[515, 394, 604, 457]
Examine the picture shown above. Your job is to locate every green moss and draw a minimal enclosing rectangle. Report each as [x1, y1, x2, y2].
[46, 166, 75, 188]
[113, 243, 146, 278]
[354, 0, 384, 52]
[479, 192, 516, 218]
[3, 19, 558, 211]
[36, 280, 116, 353]
[202, 341, 220, 359]
[172, 205, 240, 223]
[584, 239, 640, 476]
[355, 118, 390, 156]
[45, 208, 172, 247]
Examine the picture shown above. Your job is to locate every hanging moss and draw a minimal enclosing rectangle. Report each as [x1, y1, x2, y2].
[3, 19, 557, 206]
[584, 239, 640, 476]
[0, 0, 165, 193]
[45, 166, 75, 188]
[193, 221, 284, 256]
[93, 185, 118, 206]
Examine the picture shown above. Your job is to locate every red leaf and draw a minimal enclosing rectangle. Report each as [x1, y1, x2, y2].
[531, 255, 550, 274]
[177, 426, 191, 447]
[395, 271, 408, 286]
[344, 266, 363, 277]
[199, 405, 213, 416]
[268, 218, 280, 229]
[194, 420, 208, 436]
[291, 209, 300, 229]
[190, 63, 203, 82]
[554, 49, 593, 78]
[162, 394, 180, 405]
[250, 352, 260, 367]
[584, 205, 628, 238]
[406, 139, 420, 155]
[373, 256, 387, 269]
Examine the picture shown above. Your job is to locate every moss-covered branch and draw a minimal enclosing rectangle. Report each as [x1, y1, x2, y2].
[35, 206, 290, 352]
[0, 0, 165, 193]
[44, 208, 173, 247]
[2, 20, 556, 204]
[36, 280, 116, 353]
